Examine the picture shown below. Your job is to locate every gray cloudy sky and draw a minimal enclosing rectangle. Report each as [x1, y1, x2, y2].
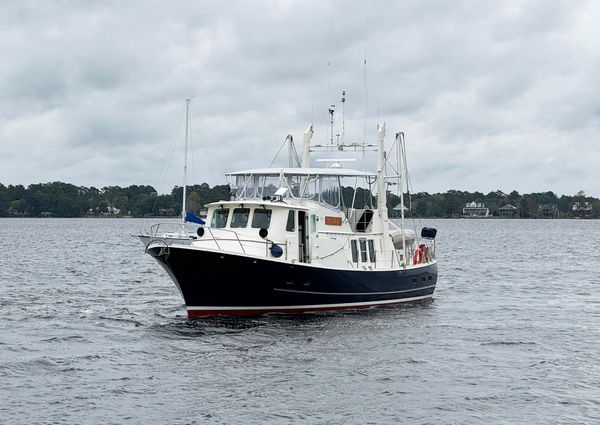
[1, 0, 599, 196]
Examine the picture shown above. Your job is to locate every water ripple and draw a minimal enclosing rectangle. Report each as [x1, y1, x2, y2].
[0, 218, 599, 424]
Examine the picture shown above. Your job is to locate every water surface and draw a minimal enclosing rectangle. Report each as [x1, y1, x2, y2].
[0, 218, 598, 424]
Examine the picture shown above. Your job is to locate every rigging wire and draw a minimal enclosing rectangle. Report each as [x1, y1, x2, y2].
[351, 176, 358, 210]
[382, 133, 424, 236]
[362, 13, 369, 171]
[290, 141, 302, 167]
[188, 98, 196, 188]
[314, 235, 351, 260]
[151, 103, 186, 214]
[268, 136, 293, 168]
[326, 0, 334, 115]
[400, 133, 412, 211]
[191, 100, 213, 187]
[399, 133, 423, 234]
[323, 0, 336, 166]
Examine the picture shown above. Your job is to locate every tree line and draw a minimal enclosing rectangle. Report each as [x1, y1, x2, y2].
[0, 181, 598, 218]
[0, 182, 229, 218]
[386, 189, 600, 218]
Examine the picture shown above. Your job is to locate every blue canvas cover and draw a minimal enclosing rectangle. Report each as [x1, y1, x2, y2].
[185, 212, 205, 225]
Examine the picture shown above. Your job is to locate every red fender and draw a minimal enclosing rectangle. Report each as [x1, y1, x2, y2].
[413, 247, 423, 265]
[421, 244, 429, 262]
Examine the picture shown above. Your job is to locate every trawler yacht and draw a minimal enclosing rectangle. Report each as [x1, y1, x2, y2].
[144, 123, 438, 317]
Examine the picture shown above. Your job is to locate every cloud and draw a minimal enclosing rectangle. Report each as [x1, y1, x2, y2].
[0, 0, 599, 196]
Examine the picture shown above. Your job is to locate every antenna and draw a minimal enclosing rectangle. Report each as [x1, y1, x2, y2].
[287, 135, 294, 168]
[341, 90, 346, 144]
[362, 14, 369, 170]
[328, 104, 335, 145]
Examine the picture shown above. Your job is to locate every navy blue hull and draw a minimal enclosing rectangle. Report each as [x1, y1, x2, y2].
[147, 245, 437, 317]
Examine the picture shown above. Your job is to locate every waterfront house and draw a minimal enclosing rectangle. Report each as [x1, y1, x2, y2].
[463, 201, 489, 217]
[498, 204, 518, 217]
[158, 207, 176, 216]
[538, 203, 559, 218]
[572, 201, 593, 218]
[392, 203, 409, 218]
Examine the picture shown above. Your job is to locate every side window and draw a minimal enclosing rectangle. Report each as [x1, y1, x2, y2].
[211, 208, 229, 228]
[286, 210, 295, 232]
[231, 208, 250, 228]
[309, 214, 317, 233]
[368, 239, 376, 263]
[251, 208, 272, 228]
[350, 240, 358, 263]
[359, 239, 368, 263]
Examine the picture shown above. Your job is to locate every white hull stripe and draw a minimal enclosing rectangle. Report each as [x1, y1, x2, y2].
[187, 294, 432, 311]
[272, 284, 436, 296]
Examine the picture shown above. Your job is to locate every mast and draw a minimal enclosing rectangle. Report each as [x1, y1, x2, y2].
[182, 98, 190, 223]
[301, 124, 314, 168]
[376, 122, 386, 211]
[396, 132, 407, 265]
[376, 123, 392, 262]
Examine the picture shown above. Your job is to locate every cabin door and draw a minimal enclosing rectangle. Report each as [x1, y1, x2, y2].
[298, 211, 309, 263]
[285, 210, 299, 261]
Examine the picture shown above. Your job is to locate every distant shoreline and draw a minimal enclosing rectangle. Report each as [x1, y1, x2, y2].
[1, 182, 598, 219]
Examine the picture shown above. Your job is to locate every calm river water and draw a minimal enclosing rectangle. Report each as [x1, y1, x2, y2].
[0, 218, 598, 424]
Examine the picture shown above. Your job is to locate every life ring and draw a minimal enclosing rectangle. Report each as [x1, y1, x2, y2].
[413, 247, 423, 265]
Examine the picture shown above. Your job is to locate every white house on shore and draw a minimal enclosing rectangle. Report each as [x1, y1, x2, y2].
[463, 201, 489, 217]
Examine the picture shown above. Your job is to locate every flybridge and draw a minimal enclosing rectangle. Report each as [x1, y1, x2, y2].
[227, 169, 351, 209]
[226, 123, 400, 213]
[227, 168, 376, 177]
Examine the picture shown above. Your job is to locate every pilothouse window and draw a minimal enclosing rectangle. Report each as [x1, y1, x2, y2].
[252, 208, 272, 229]
[286, 210, 295, 232]
[212, 208, 229, 228]
[288, 176, 302, 198]
[351, 240, 358, 263]
[231, 208, 250, 228]
[319, 176, 340, 208]
[359, 239, 368, 262]
[257, 176, 280, 198]
[368, 239, 376, 262]
[235, 175, 257, 198]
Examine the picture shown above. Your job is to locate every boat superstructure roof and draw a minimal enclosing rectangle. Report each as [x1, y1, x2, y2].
[227, 167, 376, 178]
[205, 199, 310, 209]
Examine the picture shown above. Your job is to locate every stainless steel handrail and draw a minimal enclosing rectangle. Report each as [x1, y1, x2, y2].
[148, 222, 283, 259]
[150, 222, 192, 238]
[200, 228, 286, 258]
